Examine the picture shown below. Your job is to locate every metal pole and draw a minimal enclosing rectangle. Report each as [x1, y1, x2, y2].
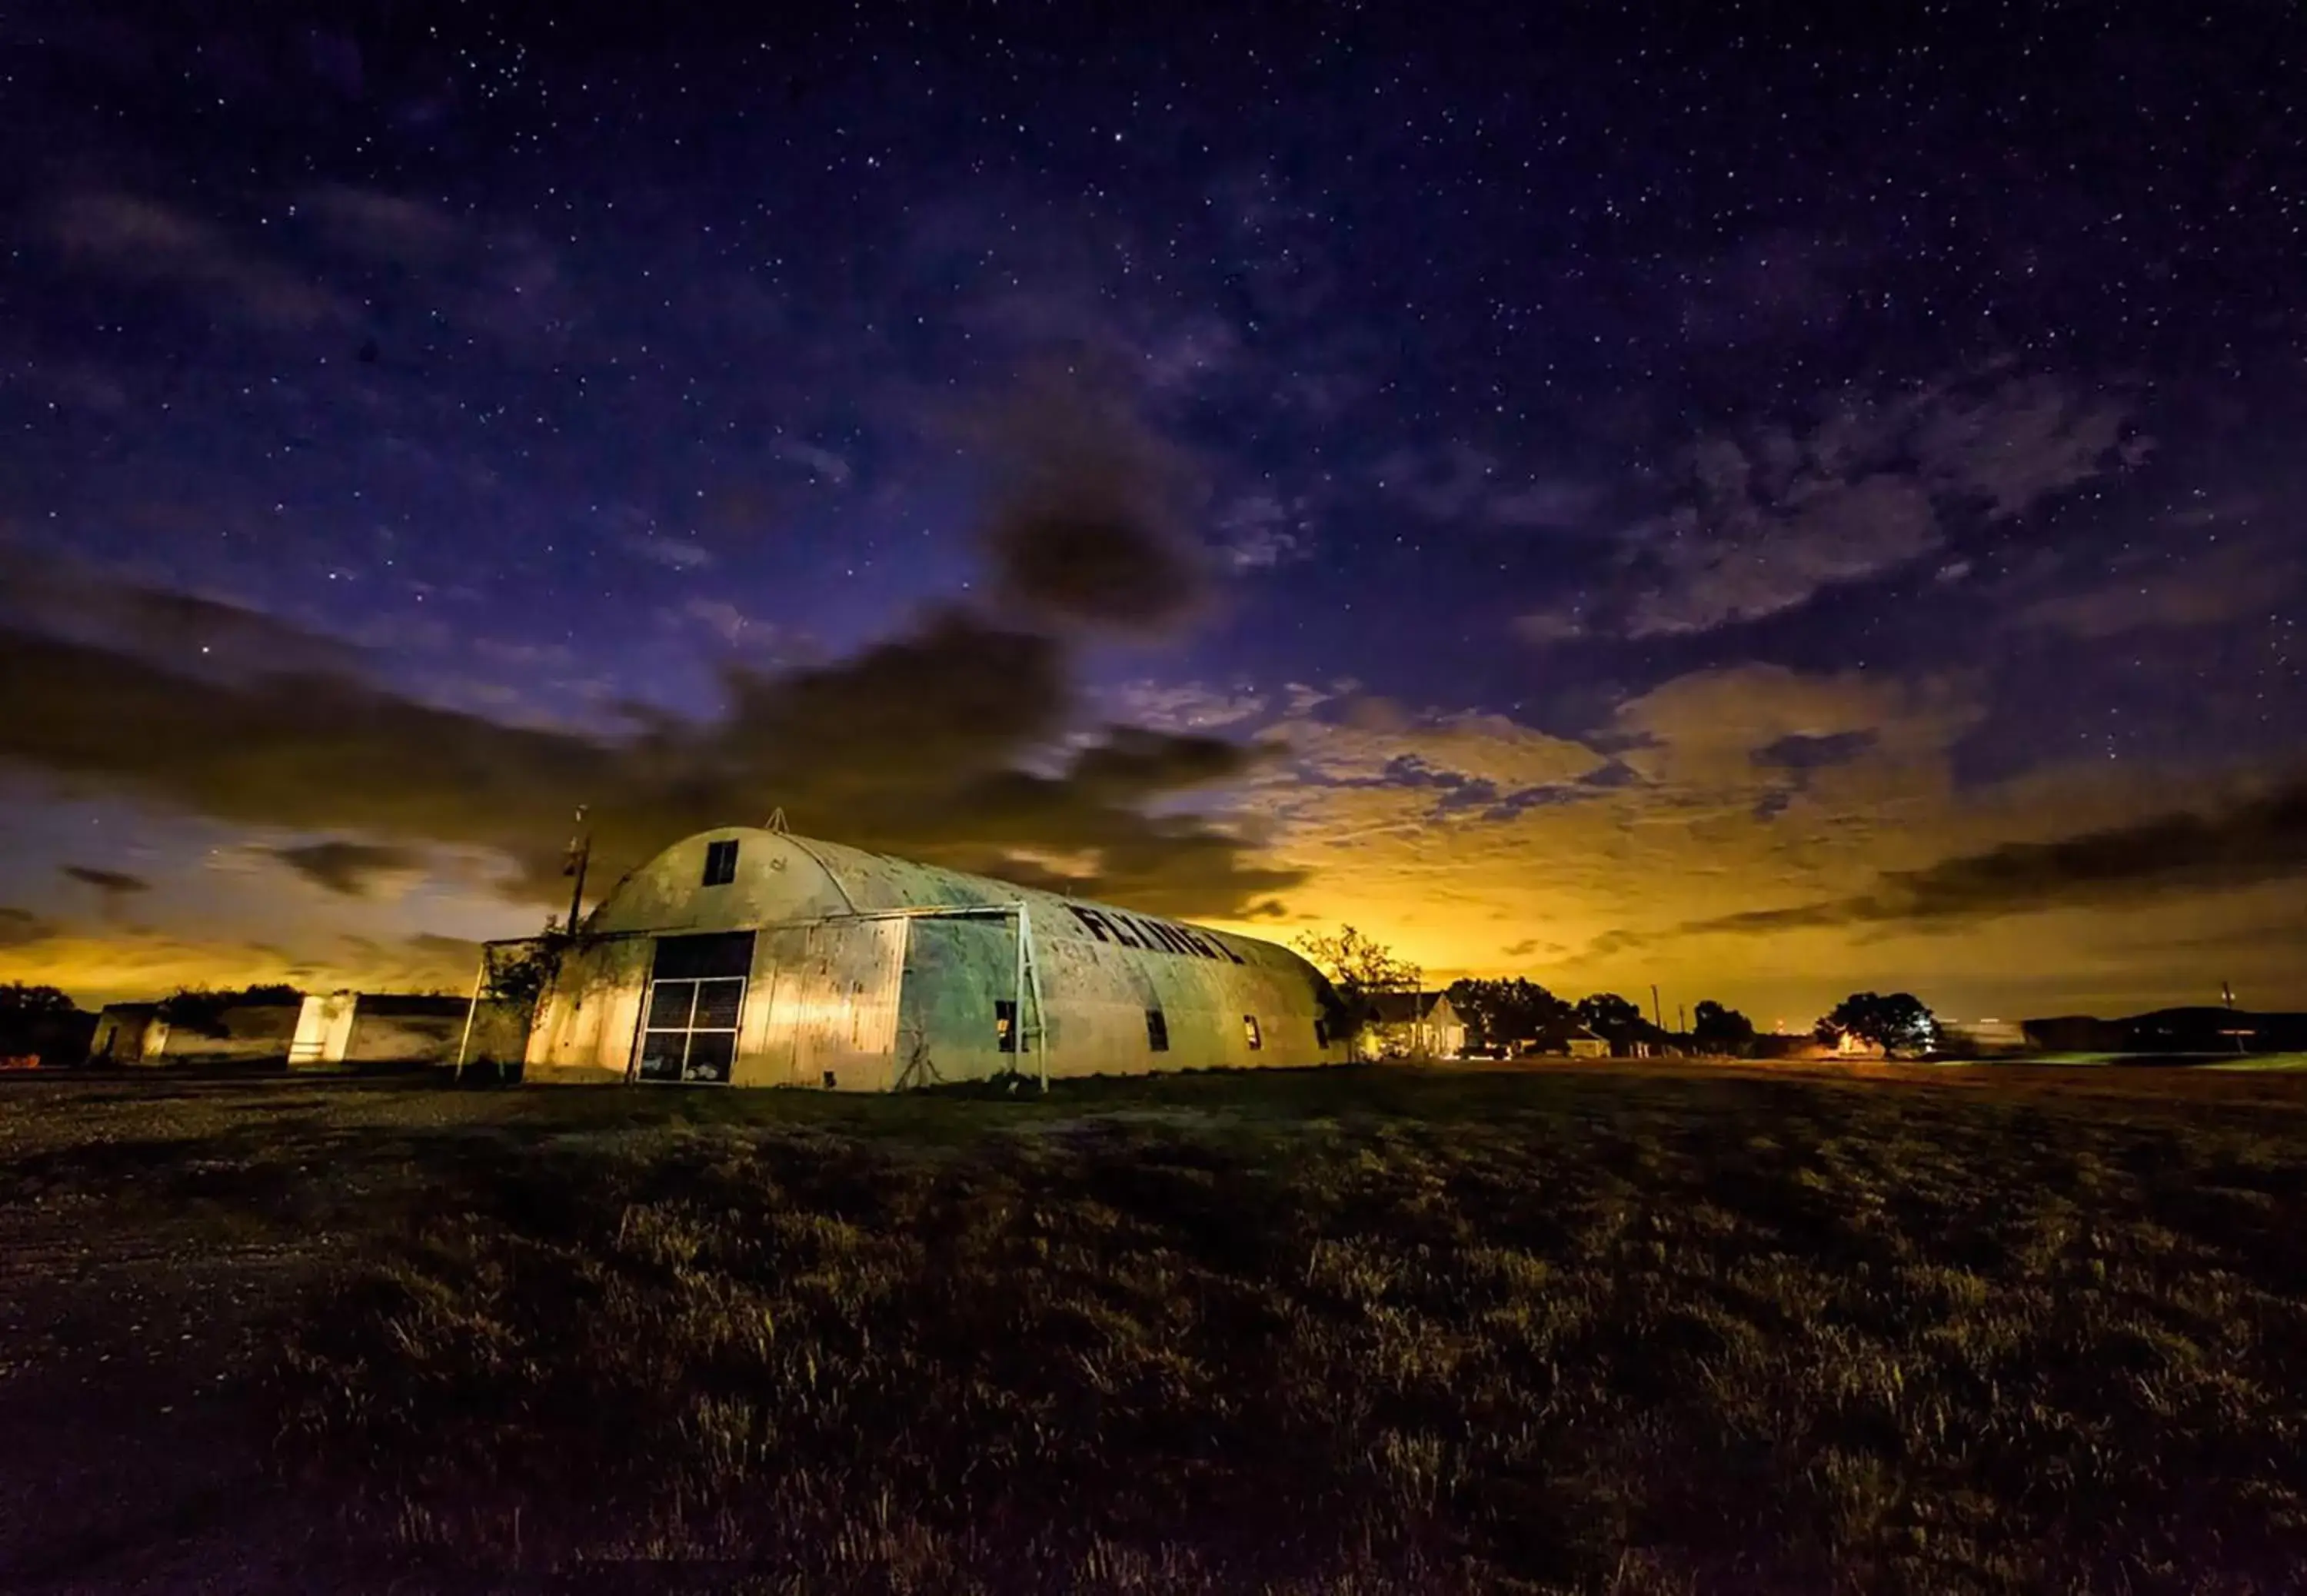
[564, 805, 591, 938]
[1020, 899, 1038, 1084]
[453, 950, 488, 1082]
[1025, 905, 1047, 1094]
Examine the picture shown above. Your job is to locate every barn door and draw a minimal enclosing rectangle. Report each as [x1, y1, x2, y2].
[636, 932, 756, 1084]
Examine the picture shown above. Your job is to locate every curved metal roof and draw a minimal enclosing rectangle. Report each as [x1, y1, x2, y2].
[591, 827, 1317, 977]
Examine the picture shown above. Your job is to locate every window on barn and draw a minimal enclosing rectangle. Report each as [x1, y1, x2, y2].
[1243, 1015, 1263, 1051]
[995, 999, 1017, 1052]
[1314, 1016, 1329, 1047]
[1146, 1009, 1169, 1051]
[701, 838, 740, 886]
[637, 931, 754, 1085]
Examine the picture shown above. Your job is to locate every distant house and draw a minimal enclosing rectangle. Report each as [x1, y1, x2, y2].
[1560, 1025, 1611, 1059]
[1523, 1016, 1610, 1058]
[289, 991, 528, 1069]
[1362, 992, 1468, 1059]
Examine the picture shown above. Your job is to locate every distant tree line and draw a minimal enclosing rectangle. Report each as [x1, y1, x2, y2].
[1290, 929, 1939, 1059]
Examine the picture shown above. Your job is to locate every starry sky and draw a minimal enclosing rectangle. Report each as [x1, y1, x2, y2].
[2, 1, 2302, 1026]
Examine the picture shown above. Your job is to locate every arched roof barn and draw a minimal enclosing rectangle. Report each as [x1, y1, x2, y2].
[526, 828, 1350, 1089]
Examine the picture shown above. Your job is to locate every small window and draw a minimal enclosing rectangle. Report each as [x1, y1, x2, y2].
[1243, 1015, 1263, 1051]
[701, 838, 739, 886]
[1146, 1009, 1169, 1052]
[995, 999, 1017, 1052]
[1314, 1017, 1329, 1048]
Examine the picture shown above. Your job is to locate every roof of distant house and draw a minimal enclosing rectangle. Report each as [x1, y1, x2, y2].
[1365, 990, 1454, 1024]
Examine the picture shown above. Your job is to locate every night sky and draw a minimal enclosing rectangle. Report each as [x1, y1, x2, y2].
[2, 2, 2302, 1026]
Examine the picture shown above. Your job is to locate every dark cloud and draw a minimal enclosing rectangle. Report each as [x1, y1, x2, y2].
[61, 865, 150, 895]
[1752, 730, 1878, 772]
[0, 594, 1299, 920]
[969, 364, 1210, 635]
[1681, 777, 2307, 936]
[273, 840, 423, 896]
[0, 906, 58, 948]
[0, 547, 362, 678]
[405, 933, 481, 960]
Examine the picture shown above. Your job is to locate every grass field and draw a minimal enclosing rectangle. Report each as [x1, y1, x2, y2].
[6, 1060, 2307, 1592]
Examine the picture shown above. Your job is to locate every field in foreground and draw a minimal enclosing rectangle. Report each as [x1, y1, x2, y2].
[5, 1062, 2307, 1593]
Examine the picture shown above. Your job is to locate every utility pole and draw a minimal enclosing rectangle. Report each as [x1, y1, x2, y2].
[562, 804, 591, 936]
[1650, 983, 1663, 1029]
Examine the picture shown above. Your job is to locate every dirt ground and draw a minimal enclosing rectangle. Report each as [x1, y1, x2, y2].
[4, 1060, 2306, 1591]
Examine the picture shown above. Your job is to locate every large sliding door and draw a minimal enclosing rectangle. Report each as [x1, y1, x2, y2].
[636, 932, 756, 1084]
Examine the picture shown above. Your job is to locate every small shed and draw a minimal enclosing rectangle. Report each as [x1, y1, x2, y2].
[89, 1003, 165, 1064]
[291, 991, 527, 1069]
[88, 996, 301, 1065]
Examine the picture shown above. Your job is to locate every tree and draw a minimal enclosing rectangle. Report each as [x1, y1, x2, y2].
[1691, 999, 1756, 1055]
[0, 983, 85, 1066]
[484, 919, 581, 1012]
[1292, 925, 1420, 1049]
[0, 983, 75, 1021]
[1817, 991, 1937, 1056]
[1575, 992, 1646, 1043]
[1447, 978, 1573, 1055]
[1292, 925, 1420, 1005]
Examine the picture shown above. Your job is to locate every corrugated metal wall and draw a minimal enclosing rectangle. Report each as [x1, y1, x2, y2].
[526, 828, 1350, 1089]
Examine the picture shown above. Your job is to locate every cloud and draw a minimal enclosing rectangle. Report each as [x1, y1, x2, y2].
[0, 923, 483, 1008]
[0, 906, 58, 948]
[1752, 730, 1879, 773]
[770, 440, 854, 486]
[1517, 371, 2141, 640]
[1213, 490, 1314, 571]
[2017, 540, 2299, 639]
[1377, 443, 1500, 522]
[0, 546, 365, 677]
[624, 534, 716, 571]
[304, 185, 463, 265]
[47, 191, 348, 331]
[61, 865, 151, 896]
[967, 364, 1210, 634]
[674, 599, 779, 650]
[297, 183, 574, 351]
[1673, 229, 1859, 347]
[1102, 682, 1270, 733]
[0, 589, 1298, 921]
[271, 840, 424, 896]
[1676, 776, 2307, 936]
[1486, 480, 1598, 530]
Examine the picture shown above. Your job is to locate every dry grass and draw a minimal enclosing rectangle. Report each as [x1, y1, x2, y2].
[245, 1066, 2307, 1593]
